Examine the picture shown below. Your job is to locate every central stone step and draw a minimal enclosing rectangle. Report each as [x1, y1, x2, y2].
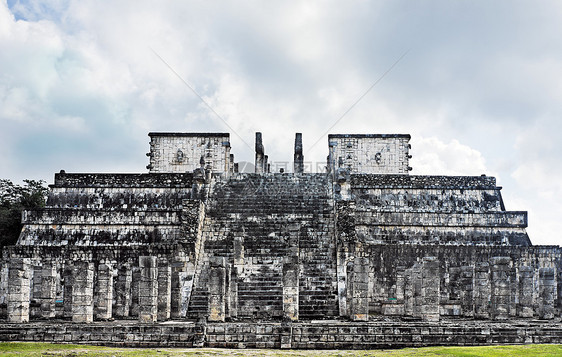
[187, 173, 339, 320]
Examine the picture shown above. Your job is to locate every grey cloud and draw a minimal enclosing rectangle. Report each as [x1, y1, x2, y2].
[2, 0, 562, 245]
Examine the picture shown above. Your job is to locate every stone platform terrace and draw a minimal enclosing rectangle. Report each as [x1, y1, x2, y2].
[1, 132, 561, 349]
[1, 318, 562, 349]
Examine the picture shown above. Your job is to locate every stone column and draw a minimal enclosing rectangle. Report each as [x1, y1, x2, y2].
[403, 267, 414, 316]
[421, 256, 440, 322]
[410, 263, 424, 318]
[171, 254, 189, 319]
[349, 257, 369, 321]
[114, 264, 132, 318]
[474, 262, 490, 319]
[72, 261, 94, 323]
[7, 258, 31, 323]
[228, 266, 239, 319]
[282, 257, 299, 321]
[31, 265, 42, 318]
[130, 267, 140, 317]
[460, 265, 474, 317]
[229, 154, 235, 175]
[336, 201, 355, 318]
[517, 266, 534, 318]
[157, 258, 172, 321]
[63, 265, 73, 318]
[294, 133, 304, 173]
[491, 257, 511, 320]
[264, 155, 269, 173]
[337, 253, 349, 317]
[255, 132, 265, 174]
[539, 267, 556, 320]
[138, 256, 158, 323]
[40, 261, 57, 319]
[94, 263, 113, 320]
[208, 257, 226, 322]
[228, 233, 244, 317]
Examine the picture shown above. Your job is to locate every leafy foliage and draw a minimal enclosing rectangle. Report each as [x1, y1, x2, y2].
[0, 179, 48, 248]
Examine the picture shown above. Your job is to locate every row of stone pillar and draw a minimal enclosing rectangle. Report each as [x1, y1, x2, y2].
[339, 255, 558, 322]
[6, 256, 177, 324]
[206, 256, 300, 322]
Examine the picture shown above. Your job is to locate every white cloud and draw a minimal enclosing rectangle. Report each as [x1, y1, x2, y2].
[410, 136, 490, 177]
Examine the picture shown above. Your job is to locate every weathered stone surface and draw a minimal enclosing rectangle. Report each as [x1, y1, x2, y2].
[114, 264, 132, 318]
[157, 258, 172, 321]
[147, 133, 231, 174]
[71, 261, 94, 323]
[1, 131, 561, 349]
[94, 263, 113, 320]
[328, 134, 411, 174]
[138, 256, 158, 323]
[1, 319, 562, 348]
[294, 133, 304, 174]
[7, 258, 31, 323]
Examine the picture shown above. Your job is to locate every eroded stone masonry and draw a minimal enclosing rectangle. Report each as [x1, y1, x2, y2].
[1, 132, 561, 348]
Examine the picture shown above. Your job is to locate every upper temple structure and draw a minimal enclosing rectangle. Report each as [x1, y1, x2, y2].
[1, 131, 560, 348]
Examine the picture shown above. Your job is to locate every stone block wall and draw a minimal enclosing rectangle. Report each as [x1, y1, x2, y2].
[17, 173, 192, 246]
[328, 134, 411, 174]
[147, 133, 231, 174]
[347, 174, 530, 245]
[2, 320, 562, 348]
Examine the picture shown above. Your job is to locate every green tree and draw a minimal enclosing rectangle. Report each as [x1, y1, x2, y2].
[0, 179, 48, 248]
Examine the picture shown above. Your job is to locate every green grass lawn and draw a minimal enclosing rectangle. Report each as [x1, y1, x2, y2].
[1, 343, 562, 357]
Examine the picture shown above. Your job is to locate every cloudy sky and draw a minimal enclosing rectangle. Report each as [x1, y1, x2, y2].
[1, 0, 561, 245]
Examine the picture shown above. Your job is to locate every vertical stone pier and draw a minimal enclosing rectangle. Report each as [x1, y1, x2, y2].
[460, 265, 474, 317]
[336, 200, 356, 318]
[157, 258, 172, 321]
[491, 257, 512, 320]
[94, 263, 113, 320]
[518, 266, 534, 317]
[72, 261, 94, 323]
[350, 257, 369, 321]
[421, 257, 440, 322]
[114, 264, 132, 318]
[138, 256, 158, 323]
[7, 258, 31, 323]
[403, 267, 415, 317]
[264, 155, 269, 173]
[282, 257, 299, 321]
[130, 267, 140, 317]
[228, 266, 239, 319]
[63, 266, 73, 318]
[208, 257, 226, 322]
[171, 254, 189, 319]
[294, 133, 304, 173]
[474, 262, 490, 319]
[255, 132, 265, 174]
[539, 267, 556, 319]
[30, 265, 42, 318]
[40, 261, 57, 319]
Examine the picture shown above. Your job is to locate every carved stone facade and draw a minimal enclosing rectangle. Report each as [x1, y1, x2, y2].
[1, 132, 560, 347]
[147, 132, 233, 174]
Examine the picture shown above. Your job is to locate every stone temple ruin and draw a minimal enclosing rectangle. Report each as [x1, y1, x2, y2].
[1, 132, 561, 348]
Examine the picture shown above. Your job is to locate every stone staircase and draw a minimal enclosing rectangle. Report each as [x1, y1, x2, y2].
[187, 173, 339, 320]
